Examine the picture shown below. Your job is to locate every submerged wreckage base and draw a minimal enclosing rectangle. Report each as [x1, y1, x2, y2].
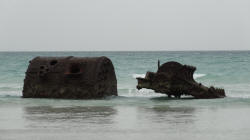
[136, 61, 225, 99]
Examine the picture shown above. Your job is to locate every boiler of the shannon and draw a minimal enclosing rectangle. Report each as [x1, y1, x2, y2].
[23, 56, 117, 99]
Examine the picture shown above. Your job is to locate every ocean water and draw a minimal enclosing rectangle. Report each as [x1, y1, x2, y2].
[0, 51, 250, 140]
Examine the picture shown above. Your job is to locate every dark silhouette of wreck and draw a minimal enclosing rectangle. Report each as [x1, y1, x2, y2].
[136, 61, 225, 99]
[23, 56, 117, 99]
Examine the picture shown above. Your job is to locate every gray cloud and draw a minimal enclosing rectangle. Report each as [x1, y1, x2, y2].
[0, 0, 249, 51]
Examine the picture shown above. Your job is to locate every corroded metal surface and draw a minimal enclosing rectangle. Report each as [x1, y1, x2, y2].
[136, 61, 225, 99]
[23, 56, 117, 99]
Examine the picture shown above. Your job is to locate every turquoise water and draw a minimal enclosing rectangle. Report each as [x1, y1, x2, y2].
[0, 51, 250, 140]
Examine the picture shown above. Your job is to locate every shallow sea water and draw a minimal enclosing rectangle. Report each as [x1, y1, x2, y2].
[0, 51, 250, 140]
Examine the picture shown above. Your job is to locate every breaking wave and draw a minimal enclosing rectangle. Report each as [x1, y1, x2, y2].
[132, 74, 145, 78]
[132, 73, 206, 79]
[118, 88, 163, 97]
[193, 73, 206, 79]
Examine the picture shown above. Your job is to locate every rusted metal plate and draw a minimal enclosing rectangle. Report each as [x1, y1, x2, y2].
[136, 61, 225, 99]
[23, 56, 117, 99]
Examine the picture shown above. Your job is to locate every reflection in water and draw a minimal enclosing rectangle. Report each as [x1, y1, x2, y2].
[22, 104, 196, 136]
[138, 106, 195, 126]
[150, 96, 195, 101]
[23, 106, 117, 128]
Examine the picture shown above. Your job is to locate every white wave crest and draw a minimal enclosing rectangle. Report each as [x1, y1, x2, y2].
[118, 88, 164, 97]
[132, 74, 145, 78]
[227, 94, 250, 99]
[132, 73, 206, 79]
[193, 73, 206, 79]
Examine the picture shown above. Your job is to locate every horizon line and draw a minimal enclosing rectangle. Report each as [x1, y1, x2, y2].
[0, 50, 250, 52]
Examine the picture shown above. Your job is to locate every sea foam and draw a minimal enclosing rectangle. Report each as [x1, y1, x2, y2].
[132, 74, 145, 78]
[132, 73, 206, 79]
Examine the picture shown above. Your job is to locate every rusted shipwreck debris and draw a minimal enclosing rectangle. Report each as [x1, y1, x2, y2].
[23, 56, 117, 99]
[136, 61, 225, 99]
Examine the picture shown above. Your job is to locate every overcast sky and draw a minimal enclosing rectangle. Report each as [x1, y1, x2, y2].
[0, 0, 249, 51]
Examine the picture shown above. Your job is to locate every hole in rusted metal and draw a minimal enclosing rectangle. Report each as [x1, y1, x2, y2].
[69, 64, 81, 74]
[50, 60, 58, 66]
